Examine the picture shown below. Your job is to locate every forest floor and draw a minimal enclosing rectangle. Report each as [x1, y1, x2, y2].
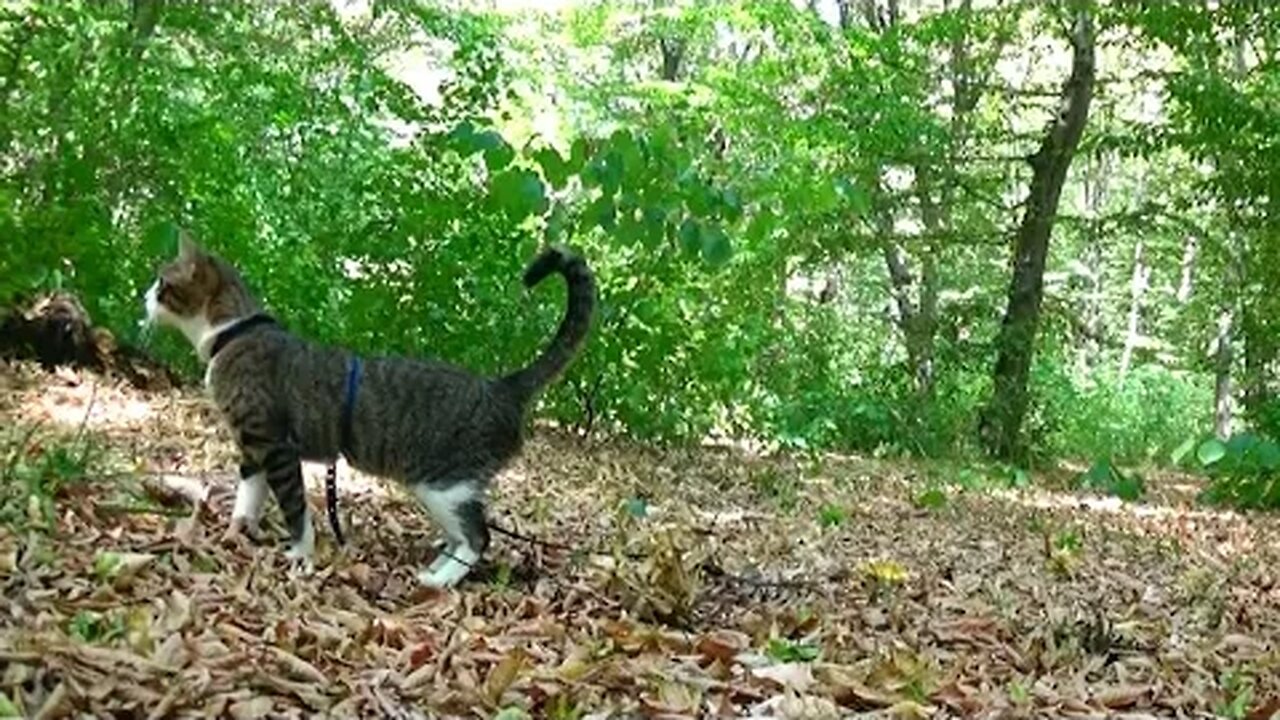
[1, 361, 1278, 719]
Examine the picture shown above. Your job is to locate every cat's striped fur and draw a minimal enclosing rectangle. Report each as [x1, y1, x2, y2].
[144, 235, 595, 587]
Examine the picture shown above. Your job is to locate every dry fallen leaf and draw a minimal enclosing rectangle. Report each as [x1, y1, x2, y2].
[1095, 684, 1151, 709]
[2, 361, 1280, 718]
[695, 629, 751, 664]
[885, 700, 937, 719]
[753, 663, 815, 693]
[484, 648, 528, 705]
[227, 696, 274, 720]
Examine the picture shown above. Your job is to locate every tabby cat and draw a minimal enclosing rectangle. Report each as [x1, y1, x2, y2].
[143, 235, 595, 588]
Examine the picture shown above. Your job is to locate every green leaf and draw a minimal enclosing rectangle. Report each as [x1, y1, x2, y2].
[472, 130, 505, 152]
[94, 551, 124, 581]
[1112, 472, 1146, 502]
[483, 139, 515, 172]
[641, 206, 667, 248]
[818, 503, 846, 527]
[685, 181, 716, 216]
[1197, 438, 1227, 466]
[1077, 458, 1114, 489]
[914, 487, 948, 510]
[599, 151, 624, 194]
[0, 690, 19, 718]
[570, 137, 591, 173]
[585, 195, 616, 231]
[766, 638, 820, 663]
[609, 128, 642, 189]
[835, 178, 871, 216]
[616, 208, 644, 245]
[533, 147, 571, 189]
[811, 180, 841, 212]
[747, 208, 776, 244]
[720, 188, 743, 223]
[490, 169, 548, 221]
[544, 203, 570, 243]
[678, 218, 701, 255]
[622, 496, 648, 518]
[446, 121, 477, 149]
[700, 225, 732, 267]
[144, 220, 179, 257]
[1259, 442, 1280, 471]
[1171, 435, 1198, 465]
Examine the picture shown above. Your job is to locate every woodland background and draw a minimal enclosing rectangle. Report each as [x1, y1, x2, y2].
[7, 2, 1280, 716]
[3, 0, 1279, 501]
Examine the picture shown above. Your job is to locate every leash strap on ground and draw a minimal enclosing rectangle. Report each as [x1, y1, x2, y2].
[325, 463, 344, 545]
[325, 355, 363, 547]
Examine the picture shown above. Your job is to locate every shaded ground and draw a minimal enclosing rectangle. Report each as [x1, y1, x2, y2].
[1, 361, 1279, 718]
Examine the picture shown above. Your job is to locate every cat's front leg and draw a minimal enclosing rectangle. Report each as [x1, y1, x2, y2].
[261, 441, 315, 573]
[235, 423, 315, 574]
[224, 462, 268, 541]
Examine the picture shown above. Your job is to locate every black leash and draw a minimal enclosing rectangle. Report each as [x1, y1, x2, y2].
[325, 355, 362, 546]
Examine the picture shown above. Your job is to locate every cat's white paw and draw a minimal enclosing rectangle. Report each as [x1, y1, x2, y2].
[416, 565, 464, 588]
[416, 545, 478, 588]
[221, 516, 258, 543]
[283, 518, 315, 574]
[287, 555, 316, 577]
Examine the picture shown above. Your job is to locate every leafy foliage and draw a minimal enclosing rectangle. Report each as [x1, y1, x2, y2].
[0, 421, 104, 527]
[2, 0, 1278, 471]
[1073, 458, 1146, 502]
[1194, 433, 1280, 510]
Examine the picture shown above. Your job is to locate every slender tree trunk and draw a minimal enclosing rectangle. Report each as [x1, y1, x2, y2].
[1077, 153, 1109, 373]
[1078, 241, 1102, 373]
[1214, 305, 1236, 439]
[659, 37, 684, 81]
[909, 167, 943, 397]
[1241, 300, 1272, 422]
[980, 7, 1095, 460]
[130, 0, 163, 54]
[869, 0, 972, 401]
[1118, 239, 1150, 379]
[1176, 234, 1198, 304]
[1212, 29, 1252, 439]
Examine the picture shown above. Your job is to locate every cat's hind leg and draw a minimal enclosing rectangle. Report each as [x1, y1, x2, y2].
[411, 479, 489, 588]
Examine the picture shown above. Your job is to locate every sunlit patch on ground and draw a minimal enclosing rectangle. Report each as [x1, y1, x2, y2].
[1, 361, 1278, 717]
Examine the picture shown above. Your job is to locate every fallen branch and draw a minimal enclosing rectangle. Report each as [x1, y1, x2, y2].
[95, 503, 193, 518]
[140, 473, 210, 507]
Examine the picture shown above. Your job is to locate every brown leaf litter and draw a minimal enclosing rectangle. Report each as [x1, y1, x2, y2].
[1, 360, 1279, 718]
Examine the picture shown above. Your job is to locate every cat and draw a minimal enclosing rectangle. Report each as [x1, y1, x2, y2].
[143, 234, 595, 588]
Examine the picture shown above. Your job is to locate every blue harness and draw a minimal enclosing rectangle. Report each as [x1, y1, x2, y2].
[326, 356, 362, 546]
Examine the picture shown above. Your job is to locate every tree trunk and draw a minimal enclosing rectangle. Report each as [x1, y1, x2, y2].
[1212, 29, 1252, 439]
[1076, 152, 1109, 373]
[659, 37, 684, 81]
[1176, 233, 1198, 304]
[980, 6, 1095, 460]
[868, 0, 972, 402]
[1118, 239, 1150, 379]
[1241, 299, 1273, 424]
[1214, 306, 1235, 439]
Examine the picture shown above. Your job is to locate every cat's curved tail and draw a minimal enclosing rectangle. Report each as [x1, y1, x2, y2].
[501, 245, 596, 404]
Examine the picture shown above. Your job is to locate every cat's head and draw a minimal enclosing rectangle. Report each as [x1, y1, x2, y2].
[143, 233, 258, 353]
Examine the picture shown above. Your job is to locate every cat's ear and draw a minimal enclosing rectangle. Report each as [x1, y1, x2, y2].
[177, 229, 201, 260]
